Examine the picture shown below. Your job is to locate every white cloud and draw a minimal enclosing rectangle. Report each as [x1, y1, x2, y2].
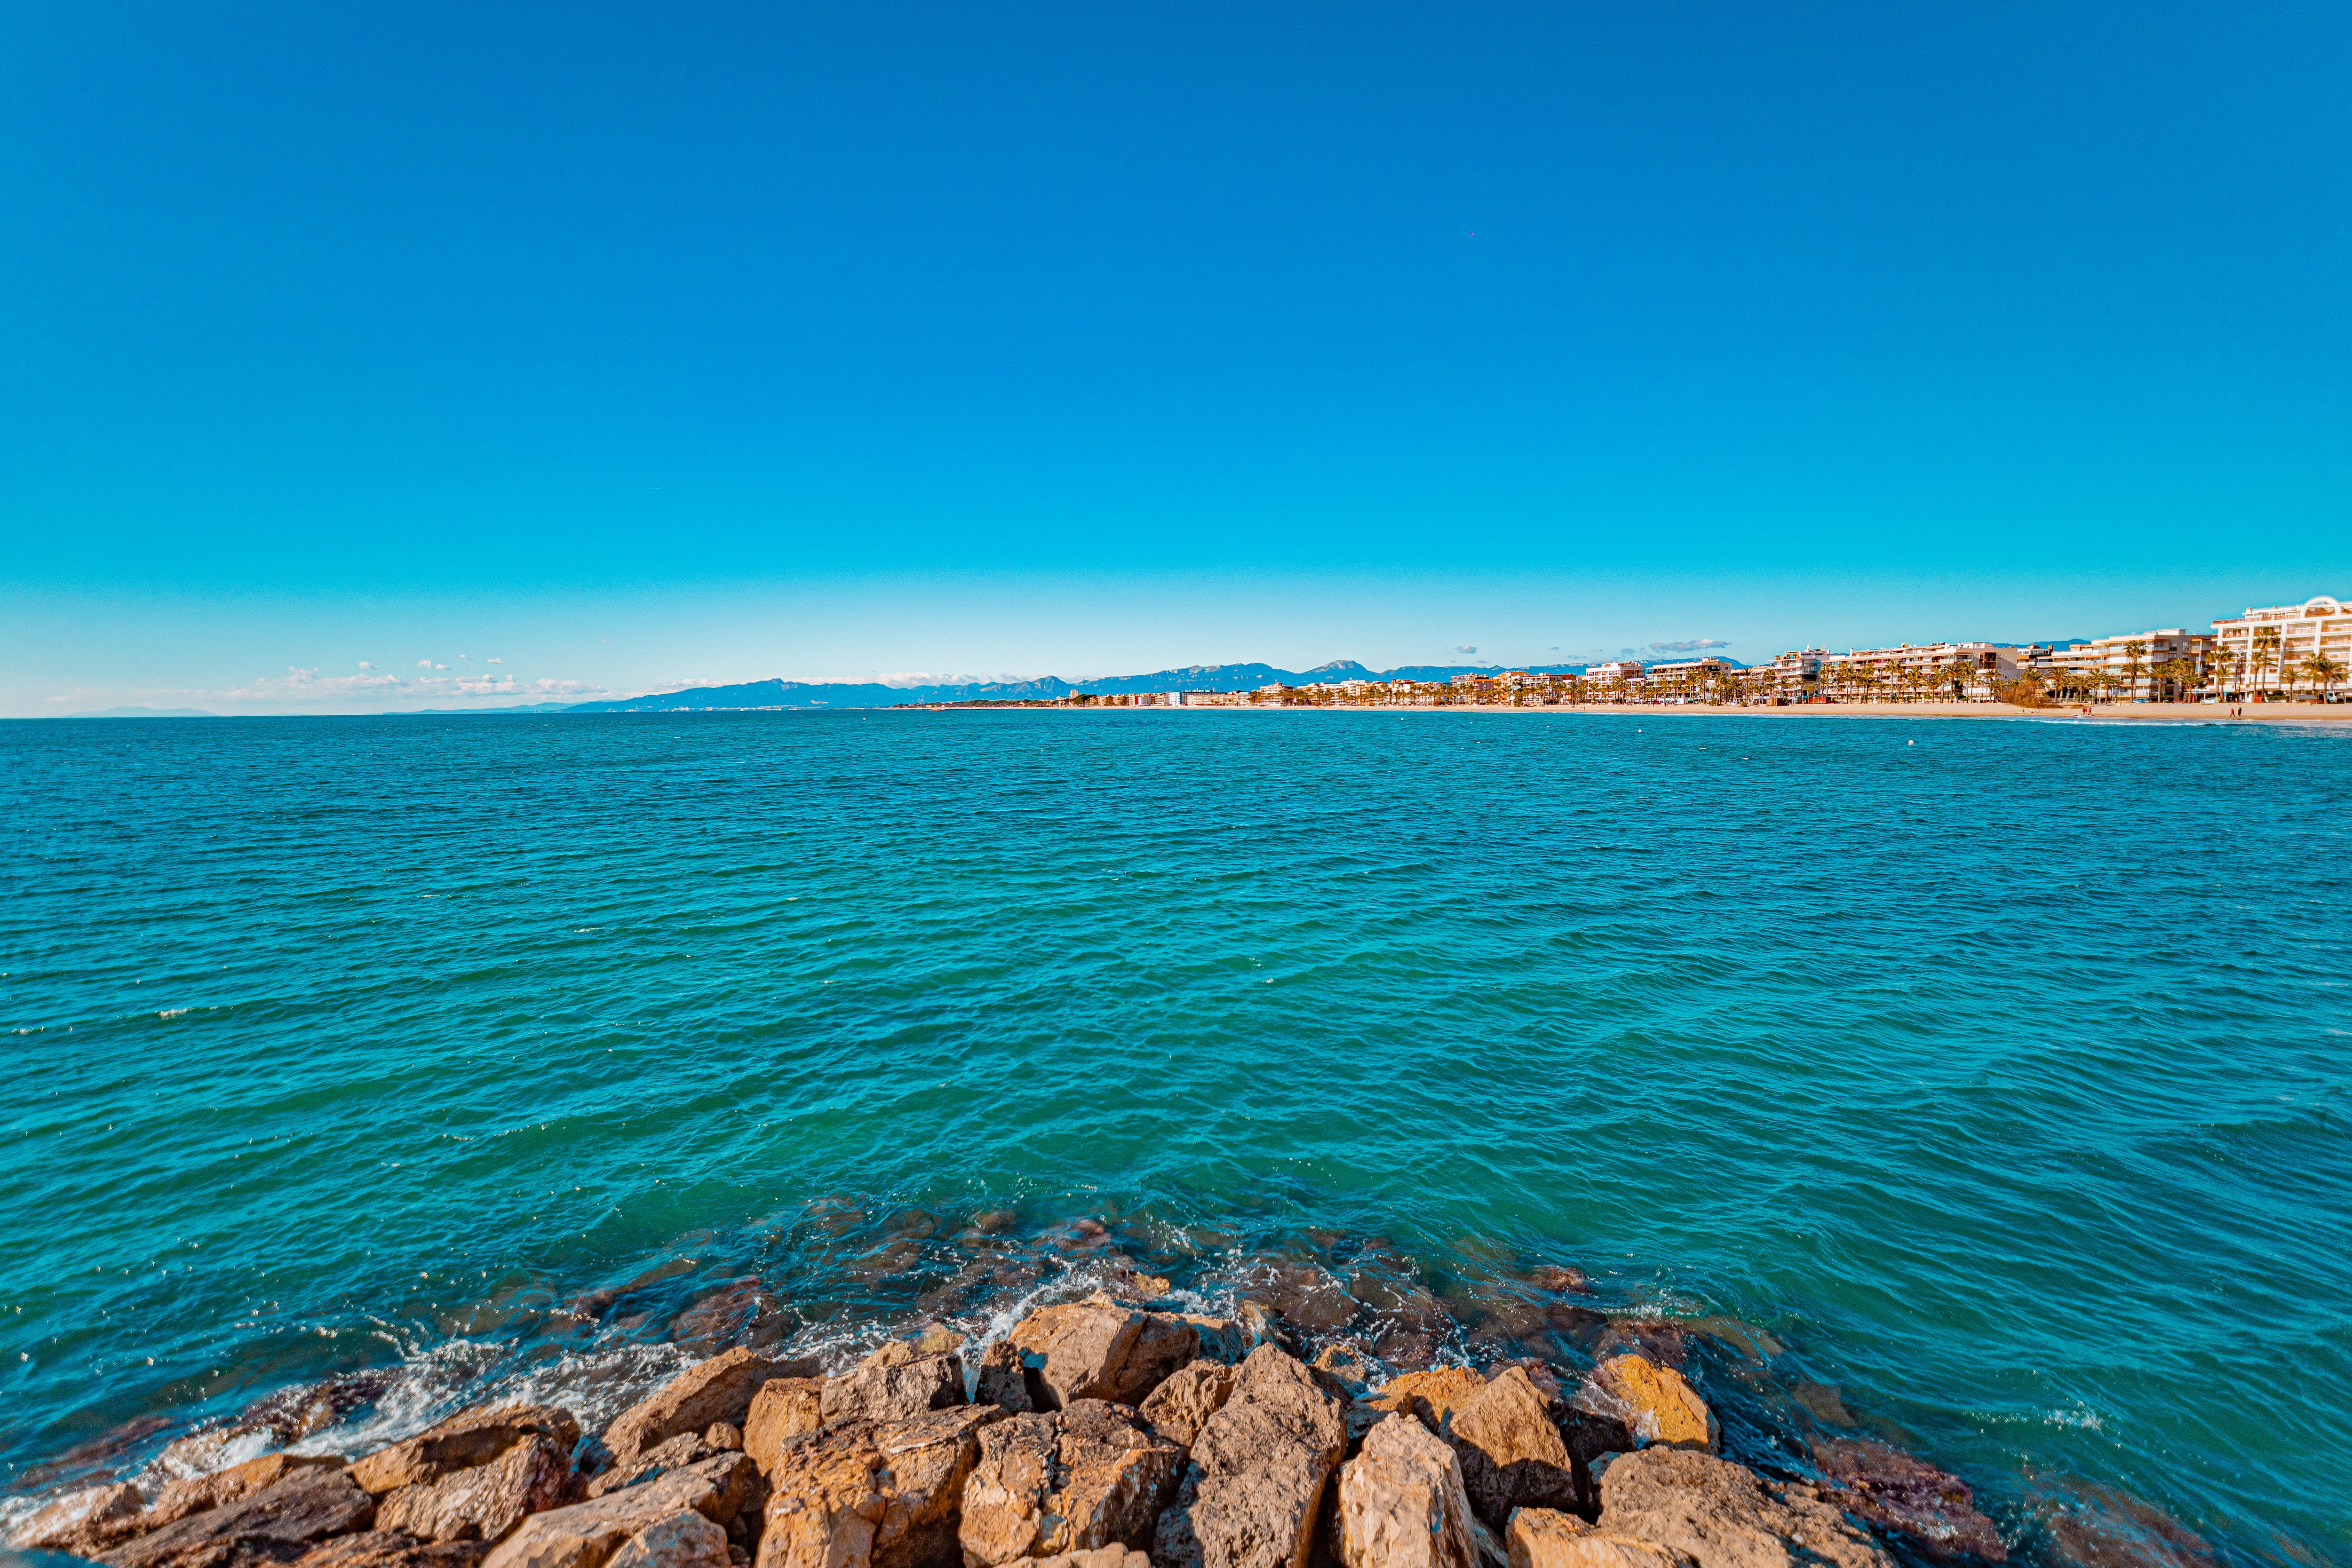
[417, 659, 432, 668]
[357, 661, 373, 670]
[1454, 645, 1477, 655]
[487, 657, 503, 665]
[1649, 638, 1733, 653]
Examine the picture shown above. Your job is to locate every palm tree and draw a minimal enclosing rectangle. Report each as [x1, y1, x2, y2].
[2251, 626, 2284, 696]
[2305, 653, 2347, 701]
[2119, 640, 2149, 702]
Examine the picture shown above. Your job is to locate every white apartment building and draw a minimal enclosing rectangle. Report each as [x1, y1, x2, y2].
[2209, 595, 2350, 696]
[1820, 642, 2029, 701]
[1642, 658, 1735, 694]
[2044, 630, 2212, 700]
[1583, 661, 1645, 689]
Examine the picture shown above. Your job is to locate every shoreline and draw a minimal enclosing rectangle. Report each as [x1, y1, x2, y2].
[913, 700, 2352, 722]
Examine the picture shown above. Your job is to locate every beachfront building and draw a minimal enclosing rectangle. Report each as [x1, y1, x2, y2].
[2044, 630, 2214, 702]
[2208, 595, 2350, 698]
[1641, 658, 1736, 702]
[1756, 650, 1826, 701]
[1820, 641, 2030, 702]
[1582, 661, 1645, 701]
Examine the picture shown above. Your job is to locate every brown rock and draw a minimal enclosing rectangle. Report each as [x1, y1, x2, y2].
[592, 1437, 725, 1501]
[1178, 1321, 1249, 1369]
[959, 1403, 1185, 1566]
[353, 1406, 585, 1497]
[743, 1381, 827, 1477]
[295, 1532, 496, 1568]
[1308, 1349, 1375, 1402]
[483, 1455, 760, 1568]
[607, 1512, 733, 1568]
[1009, 1297, 1199, 1411]
[609, 1353, 815, 1474]
[753, 1405, 1006, 1568]
[1596, 1449, 1892, 1568]
[1360, 1372, 1487, 1438]
[154, 1456, 349, 1526]
[381, 1435, 574, 1542]
[976, 1345, 1033, 1415]
[1504, 1511, 1690, 1568]
[1450, 1370, 1581, 1529]
[1028, 1552, 1147, 1568]
[1138, 1362, 1237, 1450]
[1335, 1415, 1476, 1568]
[1585, 1363, 1713, 1456]
[103, 1465, 378, 1568]
[820, 1348, 966, 1425]
[1150, 1346, 1347, 1568]
[706, 1429, 744, 1455]
[13, 1482, 144, 1549]
[1810, 1442, 2003, 1563]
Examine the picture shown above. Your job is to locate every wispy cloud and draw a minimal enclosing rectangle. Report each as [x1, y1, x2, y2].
[49, 663, 614, 713]
[1649, 638, 1733, 652]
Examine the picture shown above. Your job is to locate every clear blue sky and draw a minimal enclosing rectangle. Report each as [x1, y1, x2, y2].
[4, 1, 2347, 712]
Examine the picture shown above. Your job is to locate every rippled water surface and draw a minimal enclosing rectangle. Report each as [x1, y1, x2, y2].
[3, 712, 2346, 1565]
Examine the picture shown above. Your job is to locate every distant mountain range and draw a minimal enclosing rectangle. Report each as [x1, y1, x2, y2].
[556, 660, 1637, 713]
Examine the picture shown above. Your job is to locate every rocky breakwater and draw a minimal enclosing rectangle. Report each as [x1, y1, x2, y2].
[9, 1289, 2007, 1568]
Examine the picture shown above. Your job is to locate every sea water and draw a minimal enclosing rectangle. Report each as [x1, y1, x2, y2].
[2, 711, 2345, 1564]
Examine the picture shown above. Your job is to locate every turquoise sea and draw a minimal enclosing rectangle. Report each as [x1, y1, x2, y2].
[3, 712, 2346, 1565]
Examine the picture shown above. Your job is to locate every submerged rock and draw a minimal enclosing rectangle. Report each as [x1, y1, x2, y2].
[1596, 1449, 1891, 1568]
[1151, 1346, 1347, 1568]
[1811, 1441, 2003, 1563]
[103, 1466, 378, 1568]
[1504, 1510, 1690, 1568]
[959, 1402, 1185, 1566]
[608, 1352, 816, 1474]
[353, 1406, 583, 1497]
[754, 1405, 1005, 1568]
[1335, 1415, 1476, 1568]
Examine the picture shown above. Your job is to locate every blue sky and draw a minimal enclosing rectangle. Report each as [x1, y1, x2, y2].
[4, 1, 2347, 713]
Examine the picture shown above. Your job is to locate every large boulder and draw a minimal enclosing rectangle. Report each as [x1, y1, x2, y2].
[1138, 1363, 1237, 1450]
[975, 1345, 1033, 1415]
[354, 1406, 585, 1496]
[1809, 1442, 2004, 1563]
[1359, 1372, 1487, 1438]
[483, 1455, 760, 1568]
[157, 1456, 349, 1525]
[1596, 1449, 1892, 1568]
[744, 1380, 828, 1476]
[102, 1465, 378, 1568]
[378, 1434, 574, 1543]
[296, 1532, 496, 1568]
[821, 1347, 967, 1425]
[1335, 1415, 1476, 1568]
[1150, 1346, 1347, 1568]
[1582, 1364, 1712, 1457]
[605, 1511, 732, 1568]
[608, 1352, 815, 1473]
[590, 1434, 750, 1502]
[959, 1403, 1185, 1566]
[1450, 1370, 1581, 1528]
[1008, 1298, 1199, 1411]
[12, 1483, 144, 1550]
[754, 1405, 1006, 1568]
[1505, 1511, 1691, 1568]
